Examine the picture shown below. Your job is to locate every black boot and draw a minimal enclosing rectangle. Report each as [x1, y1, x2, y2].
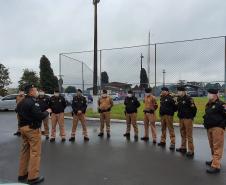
[45, 136, 49, 140]
[186, 151, 194, 158]
[158, 142, 166, 147]
[206, 167, 220, 174]
[84, 136, 90, 141]
[169, 144, 175, 151]
[50, 138, 55, 143]
[18, 174, 28, 183]
[134, 135, 138, 141]
[176, 148, 187, 154]
[69, 137, 75, 142]
[141, 137, 149, 141]
[14, 131, 21, 136]
[98, 133, 104, 137]
[107, 133, 111, 138]
[123, 133, 130, 137]
[206, 160, 212, 166]
[61, 138, 66, 143]
[27, 176, 45, 185]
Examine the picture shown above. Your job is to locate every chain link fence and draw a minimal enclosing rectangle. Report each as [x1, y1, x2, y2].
[59, 36, 226, 99]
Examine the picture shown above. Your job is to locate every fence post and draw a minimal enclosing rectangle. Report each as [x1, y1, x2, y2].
[154, 44, 157, 95]
[58, 53, 62, 93]
[82, 62, 84, 93]
[224, 36, 226, 100]
[100, 50, 102, 93]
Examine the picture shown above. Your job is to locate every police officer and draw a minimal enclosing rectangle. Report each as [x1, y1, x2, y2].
[37, 89, 50, 140]
[203, 89, 226, 174]
[123, 90, 140, 141]
[98, 89, 114, 138]
[141, 88, 158, 143]
[69, 89, 89, 142]
[17, 84, 51, 184]
[176, 86, 197, 157]
[14, 90, 25, 136]
[158, 87, 177, 150]
[49, 89, 67, 142]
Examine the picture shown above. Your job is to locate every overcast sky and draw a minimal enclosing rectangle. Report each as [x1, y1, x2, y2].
[0, 0, 226, 88]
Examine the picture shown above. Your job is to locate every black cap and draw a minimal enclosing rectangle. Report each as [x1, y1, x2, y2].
[128, 90, 133, 94]
[208, 89, 219, 95]
[161, 87, 169, 91]
[177, 86, 186, 91]
[77, 89, 82, 93]
[102, 89, 107, 94]
[145, 88, 152, 93]
[24, 84, 34, 94]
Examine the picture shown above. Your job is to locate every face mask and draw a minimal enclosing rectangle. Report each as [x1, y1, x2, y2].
[77, 92, 81, 96]
[35, 91, 39, 98]
[102, 94, 107, 98]
[54, 93, 59, 97]
[127, 94, 132, 98]
[178, 91, 184, 96]
[207, 93, 215, 100]
[145, 93, 151, 96]
[19, 92, 24, 96]
[39, 92, 45, 96]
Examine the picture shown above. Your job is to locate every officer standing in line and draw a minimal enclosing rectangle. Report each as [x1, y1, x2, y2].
[123, 90, 140, 141]
[98, 89, 114, 138]
[176, 86, 197, 157]
[14, 90, 25, 136]
[17, 84, 51, 184]
[69, 89, 89, 142]
[203, 89, 226, 174]
[141, 88, 158, 143]
[49, 89, 67, 142]
[158, 87, 177, 150]
[37, 89, 50, 140]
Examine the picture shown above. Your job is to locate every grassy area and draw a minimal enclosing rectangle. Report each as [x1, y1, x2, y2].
[84, 97, 216, 125]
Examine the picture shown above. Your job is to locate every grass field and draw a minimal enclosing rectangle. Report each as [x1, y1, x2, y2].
[84, 97, 217, 125]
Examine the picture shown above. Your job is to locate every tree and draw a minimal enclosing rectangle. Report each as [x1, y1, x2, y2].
[0, 63, 11, 96]
[101, 71, 109, 85]
[18, 69, 40, 90]
[65, 86, 76, 93]
[39, 55, 59, 94]
[140, 68, 148, 89]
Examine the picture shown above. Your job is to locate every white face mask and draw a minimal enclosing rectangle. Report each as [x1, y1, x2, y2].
[35, 91, 39, 98]
[39, 92, 45, 96]
[145, 93, 151, 96]
[127, 94, 132, 98]
[207, 93, 215, 100]
[178, 91, 184, 96]
[19, 92, 24, 96]
[102, 94, 107, 98]
[54, 93, 60, 97]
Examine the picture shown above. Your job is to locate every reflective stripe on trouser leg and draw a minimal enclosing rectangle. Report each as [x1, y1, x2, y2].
[184, 119, 194, 152]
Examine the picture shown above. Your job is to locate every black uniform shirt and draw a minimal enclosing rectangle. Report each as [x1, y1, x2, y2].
[203, 99, 226, 129]
[37, 95, 50, 112]
[72, 95, 87, 114]
[177, 95, 197, 119]
[49, 96, 67, 114]
[160, 94, 177, 116]
[124, 96, 140, 114]
[16, 95, 49, 128]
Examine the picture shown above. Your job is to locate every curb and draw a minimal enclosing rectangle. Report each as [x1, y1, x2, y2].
[64, 116, 204, 128]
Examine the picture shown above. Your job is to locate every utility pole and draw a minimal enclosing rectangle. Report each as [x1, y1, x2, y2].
[147, 31, 151, 87]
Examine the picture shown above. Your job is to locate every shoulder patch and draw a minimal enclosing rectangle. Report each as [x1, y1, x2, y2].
[35, 103, 40, 107]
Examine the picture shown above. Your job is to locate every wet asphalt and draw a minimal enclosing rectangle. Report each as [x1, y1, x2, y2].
[0, 111, 226, 185]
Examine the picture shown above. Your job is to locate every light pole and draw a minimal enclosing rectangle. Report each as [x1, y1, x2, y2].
[93, 0, 100, 96]
[163, 69, 166, 87]
[93, 0, 100, 112]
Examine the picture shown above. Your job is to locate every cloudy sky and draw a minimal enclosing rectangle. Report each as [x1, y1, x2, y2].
[0, 0, 226, 88]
